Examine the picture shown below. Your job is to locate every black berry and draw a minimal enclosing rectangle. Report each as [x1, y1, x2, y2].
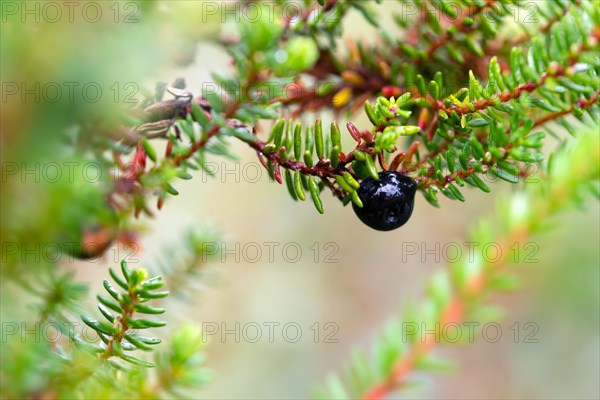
[352, 171, 417, 231]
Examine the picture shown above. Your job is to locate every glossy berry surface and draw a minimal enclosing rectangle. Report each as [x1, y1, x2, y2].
[352, 171, 417, 231]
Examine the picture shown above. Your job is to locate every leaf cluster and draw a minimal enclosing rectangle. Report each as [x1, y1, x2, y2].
[79, 260, 169, 368]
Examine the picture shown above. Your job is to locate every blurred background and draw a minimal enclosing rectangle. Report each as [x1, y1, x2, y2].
[1, 1, 598, 399]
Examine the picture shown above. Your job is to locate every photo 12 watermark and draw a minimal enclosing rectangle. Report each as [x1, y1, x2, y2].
[393, 1, 540, 24]
[1, 81, 140, 104]
[1, 1, 140, 24]
[200, 241, 340, 264]
[1, 241, 140, 264]
[402, 321, 540, 344]
[401, 241, 540, 264]
[200, 321, 340, 344]
[1, 161, 104, 184]
[1, 321, 136, 344]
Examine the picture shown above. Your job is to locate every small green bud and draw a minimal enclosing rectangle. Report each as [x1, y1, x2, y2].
[274, 37, 319, 76]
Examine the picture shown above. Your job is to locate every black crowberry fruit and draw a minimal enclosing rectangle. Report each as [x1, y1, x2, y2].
[352, 171, 417, 231]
